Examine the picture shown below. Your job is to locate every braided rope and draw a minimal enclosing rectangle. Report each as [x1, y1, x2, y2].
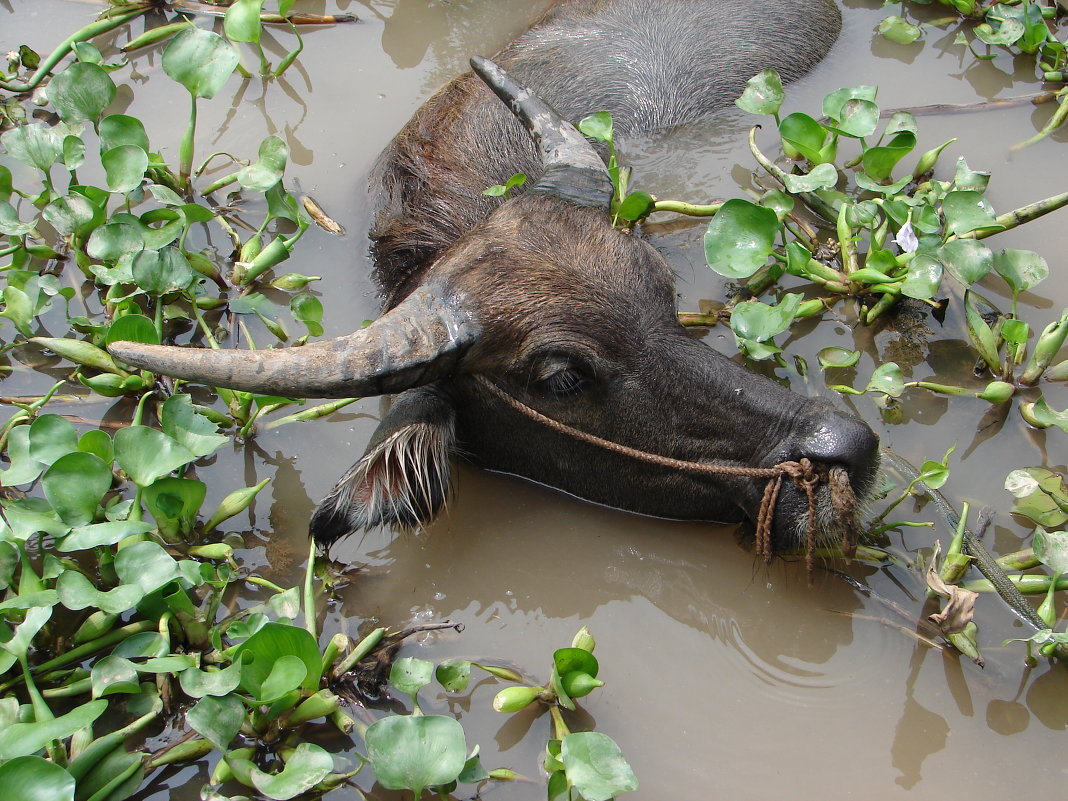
[475, 375, 850, 571]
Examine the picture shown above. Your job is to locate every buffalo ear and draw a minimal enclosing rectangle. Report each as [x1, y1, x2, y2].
[310, 386, 457, 546]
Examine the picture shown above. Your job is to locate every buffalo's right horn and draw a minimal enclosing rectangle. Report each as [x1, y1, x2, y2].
[108, 283, 480, 398]
[470, 56, 614, 211]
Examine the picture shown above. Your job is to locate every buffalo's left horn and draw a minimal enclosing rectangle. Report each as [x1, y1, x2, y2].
[470, 56, 614, 211]
[108, 283, 479, 398]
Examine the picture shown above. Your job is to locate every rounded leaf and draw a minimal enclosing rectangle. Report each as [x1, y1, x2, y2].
[250, 743, 333, 801]
[162, 27, 240, 99]
[41, 451, 112, 526]
[0, 756, 75, 801]
[735, 68, 784, 116]
[114, 425, 196, 486]
[99, 114, 150, 153]
[560, 732, 638, 801]
[704, 199, 779, 279]
[365, 715, 467, 795]
[47, 62, 116, 123]
[102, 145, 149, 194]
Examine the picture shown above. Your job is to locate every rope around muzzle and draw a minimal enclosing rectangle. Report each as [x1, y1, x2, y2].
[476, 376, 859, 572]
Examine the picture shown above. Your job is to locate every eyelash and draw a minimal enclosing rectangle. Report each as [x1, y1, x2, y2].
[543, 367, 589, 397]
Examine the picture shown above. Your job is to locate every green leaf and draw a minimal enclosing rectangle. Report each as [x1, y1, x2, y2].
[963, 290, 1000, 372]
[187, 693, 244, 750]
[877, 15, 922, 45]
[106, 314, 159, 347]
[237, 135, 287, 191]
[41, 452, 112, 527]
[730, 293, 803, 343]
[225, 0, 266, 44]
[179, 661, 243, 698]
[102, 145, 149, 194]
[0, 426, 45, 486]
[1, 124, 64, 172]
[0, 201, 37, 237]
[290, 292, 323, 337]
[942, 190, 1001, 237]
[233, 622, 323, 695]
[1, 606, 52, 658]
[114, 425, 196, 486]
[778, 112, 834, 164]
[553, 647, 599, 679]
[735, 68, 784, 116]
[91, 655, 141, 697]
[250, 742, 333, 801]
[823, 86, 878, 123]
[143, 477, 206, 538]
[1034, 530, 1068, 578]
[132, 247, 195, 295]
[99, 114, 150, 153]
[615, 190, 654, 222]
[704, 199, 779, 279]
[0, 700, 107, 761]
[56, 570, 143, 614]
[560, 732, 638, 801]
[828, 98, 879, 138]
[42, 193, 104, 238]
[1029, 397, 1068, 434]
[993, 249, 1049, 296]
[860, 132, 916, 181]
[0, 755, 75, 801]
[47, 62, 115, 123]
[113, 544, 181, 598]
[390, 656, 434, 698]
[86, 222, 145, 262]
[163, 27, 240, 99]
[365, 715, 467, 796]
[818, 347, 861, 369]
[577, 111, 613, 143]
[161, 394, 228, 457]
[782, 162, 838, 193]
[900, 253, 942, 300]
[28, 414, 79, 467]
[937, 239, 992, 286]
[866, 362, 905, 397]
[58, 521, 153, 552]
[435, 659, 471, 693]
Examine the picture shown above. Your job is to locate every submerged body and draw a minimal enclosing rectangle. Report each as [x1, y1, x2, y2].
[111, 0, 880, 551]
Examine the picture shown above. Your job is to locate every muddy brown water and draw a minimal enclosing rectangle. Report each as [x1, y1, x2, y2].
[3, 1, 1068, 799]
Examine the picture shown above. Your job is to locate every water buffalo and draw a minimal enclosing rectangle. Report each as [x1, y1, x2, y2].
[111, 0, 880, 554]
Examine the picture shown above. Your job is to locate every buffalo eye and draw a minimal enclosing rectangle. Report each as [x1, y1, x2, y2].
[541, 366, 591, 398]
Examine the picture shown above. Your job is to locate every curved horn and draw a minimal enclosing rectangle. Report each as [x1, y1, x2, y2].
[108, 283, 480, 398]
[470, 56, 613, 210]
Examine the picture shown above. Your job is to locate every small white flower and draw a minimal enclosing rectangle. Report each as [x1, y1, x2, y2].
[895, 220, 919, 253]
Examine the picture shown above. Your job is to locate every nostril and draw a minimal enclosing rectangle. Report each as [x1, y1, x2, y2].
[797, 409, 879, 476]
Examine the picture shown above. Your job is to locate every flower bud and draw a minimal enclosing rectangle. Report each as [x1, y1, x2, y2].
[203, 477, 271, 531]
[976, 381, 1014, 403]
[1020, 309, 1068, 386]
[571, 626, 596, 653]
[492, 685, 544, 713]
[270, 273, 322, 291]
[73, 611, 118, 644]
[560, 671, 604, 699]
[287, 690, 341, 726]
[473, 662, 524, 683]
[32, 337, 128, 376]
[187, 543, 234, 561]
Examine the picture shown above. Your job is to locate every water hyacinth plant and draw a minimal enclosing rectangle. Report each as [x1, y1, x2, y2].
[2, 1, 1068, 799]
[1, 5, 637, 799]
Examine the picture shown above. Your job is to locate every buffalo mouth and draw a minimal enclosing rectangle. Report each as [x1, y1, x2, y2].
[737, 457, 879, 558]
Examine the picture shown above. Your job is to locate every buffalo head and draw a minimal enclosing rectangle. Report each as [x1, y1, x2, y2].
[110, 57, 879, 555]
